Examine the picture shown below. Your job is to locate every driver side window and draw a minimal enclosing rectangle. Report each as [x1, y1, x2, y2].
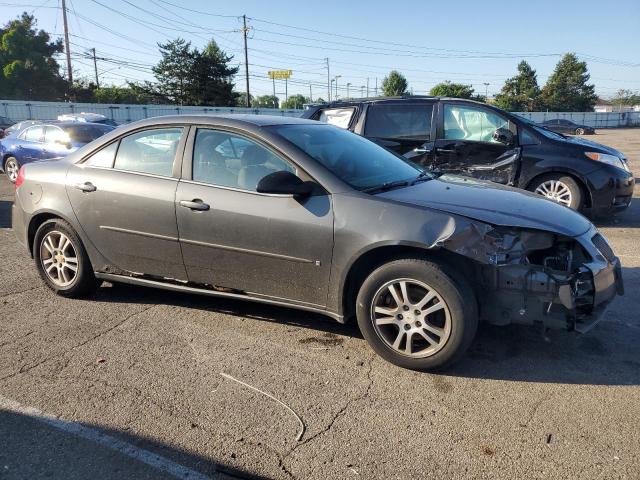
[192, 129, 295, 192]
[443, 104, 513, 143]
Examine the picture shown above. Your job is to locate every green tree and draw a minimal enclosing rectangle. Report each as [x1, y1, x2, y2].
[429, 81, 475, 99]
[191, 40, 238, 106]
[281, 94, 308, 109]
[93, 86, 150, 104]
[494, 61, 540, 111]
[611, 89, 640, 107]
[0, 13, 67, 100]
[148, 38, 196, 105]
[540, 53, 597, 111]
[381, 70, 408, 96]
[252, 95, 279, 108]
[235, 92, 253, 107]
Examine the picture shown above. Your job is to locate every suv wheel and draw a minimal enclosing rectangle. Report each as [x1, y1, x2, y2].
[34, 219, 100, 297]
[529, 174, 582, 210]
[356, 258, 478, 371]
[4, 157, 19, 183]
[575, 128, 585, 135]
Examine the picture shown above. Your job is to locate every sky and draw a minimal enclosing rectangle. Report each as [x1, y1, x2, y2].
[2, 0, 639, 101]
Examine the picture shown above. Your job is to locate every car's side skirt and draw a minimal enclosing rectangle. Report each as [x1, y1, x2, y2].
[94, 272, 344, 322]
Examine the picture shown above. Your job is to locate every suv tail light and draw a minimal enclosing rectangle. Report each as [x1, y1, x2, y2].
[15, 166, 25, 189]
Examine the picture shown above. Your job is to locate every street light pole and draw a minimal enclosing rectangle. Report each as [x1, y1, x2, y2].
[346, 82, 351, 99]
[483, 82, 490, 100]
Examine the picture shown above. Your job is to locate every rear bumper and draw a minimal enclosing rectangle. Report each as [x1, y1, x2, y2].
[12, 199, 29, 252]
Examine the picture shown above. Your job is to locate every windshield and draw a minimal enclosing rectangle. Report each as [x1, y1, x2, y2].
[63, 124, 114, 144]
[272, 124, 424, 191]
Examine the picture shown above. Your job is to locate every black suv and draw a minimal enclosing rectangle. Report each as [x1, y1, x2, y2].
[302, 97, 634, 216]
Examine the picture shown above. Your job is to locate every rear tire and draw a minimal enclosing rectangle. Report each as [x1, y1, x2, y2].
[529, 173, 582, 210]
[33, 219, 100, 297]
[4, 156, 19, 183]
[355, 257, 478, 371]
[575, 128, 585, 135]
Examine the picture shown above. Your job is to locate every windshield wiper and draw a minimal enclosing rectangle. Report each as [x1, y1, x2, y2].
[361, 180, 410, 194]
[411, 171, 433, 185]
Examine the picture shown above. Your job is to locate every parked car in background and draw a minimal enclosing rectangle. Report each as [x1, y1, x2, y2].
[58, 112, 118, 126]
[302, 97, 634, 216]
[1, 122, 114, 182]
[11, 115, 624, 370]
[0, 116, 14, 138]
[539, 118, 595, 135]
[2, 119, 42, 139]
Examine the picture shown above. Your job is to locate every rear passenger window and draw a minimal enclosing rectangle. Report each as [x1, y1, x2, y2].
[114, 128, 183, 177]
[365, 104, 433, 141]
[23, 126, 44, 142]
[316, 108, 355, 129]
[192, 129, 295, 192]
[84, 142, 118, 168]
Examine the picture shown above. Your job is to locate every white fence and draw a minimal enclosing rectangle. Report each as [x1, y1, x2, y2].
[512, 111, 640, 128]
[0, 100, 303, 123]
[2, 99, 640, 128]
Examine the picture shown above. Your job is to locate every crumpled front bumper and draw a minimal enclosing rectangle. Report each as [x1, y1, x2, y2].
[479, 226, 623, 331]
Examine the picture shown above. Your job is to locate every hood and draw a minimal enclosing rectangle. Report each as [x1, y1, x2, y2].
[563, 136, 624, 157]
[377, 175, 592, 237]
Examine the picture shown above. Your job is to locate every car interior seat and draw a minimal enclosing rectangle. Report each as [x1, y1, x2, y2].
[237, 144, 274, 190]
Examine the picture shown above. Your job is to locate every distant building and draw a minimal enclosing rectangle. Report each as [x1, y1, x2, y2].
[594, 98, 639, 113]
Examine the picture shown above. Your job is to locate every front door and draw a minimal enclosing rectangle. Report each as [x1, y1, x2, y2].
[66, 126, 188, 279]
[175, 127, 334, 307]
[433, 102, 520, 184]
[362, 102, 435, 164]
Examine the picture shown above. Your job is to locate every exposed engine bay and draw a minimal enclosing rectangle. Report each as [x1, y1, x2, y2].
[438, 222, 620, 332]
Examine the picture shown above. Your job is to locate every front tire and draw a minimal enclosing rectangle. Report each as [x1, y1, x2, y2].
[529, 173, 582, 210]
[4, 156, 19, 183]
[356, 258, 478, 371]
[575, 128, 585, 135]
[34, 219, 100, 297]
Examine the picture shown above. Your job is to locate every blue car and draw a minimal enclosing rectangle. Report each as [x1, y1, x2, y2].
[1, 121, 114, 182]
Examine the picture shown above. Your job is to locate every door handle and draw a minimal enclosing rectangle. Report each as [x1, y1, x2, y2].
[75, 182, 96, 192]
[179, 199, 210, 211]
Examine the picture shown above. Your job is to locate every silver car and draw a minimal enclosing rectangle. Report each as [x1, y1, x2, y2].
[11, 115, 623, 370]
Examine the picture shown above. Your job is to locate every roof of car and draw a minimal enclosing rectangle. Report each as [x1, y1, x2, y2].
[129, 114, 316, 128]
[306, 95, 488, 108]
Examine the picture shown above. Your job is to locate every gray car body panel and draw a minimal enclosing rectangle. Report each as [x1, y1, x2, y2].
[13, 115, 622, 330]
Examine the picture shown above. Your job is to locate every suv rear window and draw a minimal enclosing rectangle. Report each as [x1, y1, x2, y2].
[365, 103, 433, 141]
[316, 107, 355, 129]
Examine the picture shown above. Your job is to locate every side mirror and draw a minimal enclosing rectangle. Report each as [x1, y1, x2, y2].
[492, 127, 515, 146]
[257, 171, 313, 197]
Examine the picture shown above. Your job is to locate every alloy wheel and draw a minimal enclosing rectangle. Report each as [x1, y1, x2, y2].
[40, 230, 79, 287]
[534, 180, 572, 207]
[5, 158, 18, 182]
[371, 278, 452, 358]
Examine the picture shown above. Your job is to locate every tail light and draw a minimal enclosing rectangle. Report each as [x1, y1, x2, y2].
[15, 166, 25, 189]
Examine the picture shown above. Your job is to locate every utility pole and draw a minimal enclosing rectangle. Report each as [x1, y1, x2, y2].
[330, 79, 334, 101]
[483, 82, 490, 100]
[285, 78, 288, 103]
[346, 82, 351, 99]
[334, 75, 341, 100]
[91, 48, 99, 88]
[360, 85, 365, 97]
[61, 0, 73, 85]
[309, 84, 312, 102]
[325, 57, 330, 102]
[242, 15, 250, 107]
[366, 77, 369, 97]
[375, 78, 378, 96]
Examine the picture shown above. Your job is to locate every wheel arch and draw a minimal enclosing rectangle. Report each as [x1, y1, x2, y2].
[27, 210, 78, 257]
[339, 242, 478, 322]
[525, 169, 593, 208]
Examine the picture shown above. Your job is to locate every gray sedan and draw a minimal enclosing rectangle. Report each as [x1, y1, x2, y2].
[11, 115, 623, 370]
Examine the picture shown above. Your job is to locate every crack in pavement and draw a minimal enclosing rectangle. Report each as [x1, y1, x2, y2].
[0, 305, 157, 383]
[277, 354, 376, 479]
[0, 285, 47, 301]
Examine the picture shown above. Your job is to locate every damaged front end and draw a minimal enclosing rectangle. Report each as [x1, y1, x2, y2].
[441, 222, 624, 332]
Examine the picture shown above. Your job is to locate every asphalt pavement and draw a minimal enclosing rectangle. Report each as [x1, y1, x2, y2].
[0, 129, 639, 479]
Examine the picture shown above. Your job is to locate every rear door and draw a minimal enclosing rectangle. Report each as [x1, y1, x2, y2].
[18, 126, 45, 162]
[363, 102, 435, 163]
[66, 126, 188, 279]
[432, 102, 520, 184]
